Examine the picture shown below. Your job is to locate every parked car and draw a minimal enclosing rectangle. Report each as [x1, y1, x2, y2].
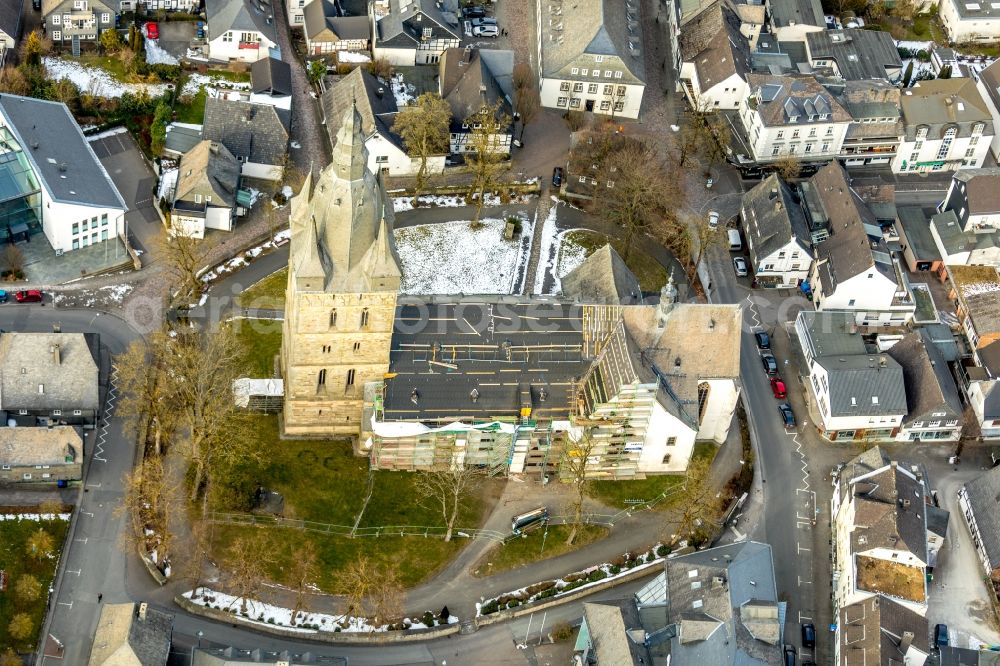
[706, 177, 714, 188]
[15, 290, 42, 303]
[754, 331, 770, 350]
[473, 24, 499, 37]
[935, 624, 949, 648]
[778, 403, 796, 428]
[708, 210, 720, 228]
[471, 17, 498, 26]
[801, 623, 816, 649]
[0, 290, 8, 304]
[783, 644, 797, 666]
[761, 353, 778, 375]
[770, 377, 787, 399]
[146, 22, 159, 39]
[733, 256, 748, 277]
[552, 166, 564, 188]
[464, 5, 486, 18]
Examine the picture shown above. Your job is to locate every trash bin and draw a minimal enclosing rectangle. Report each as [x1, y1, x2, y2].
[57, 479, 67, 488]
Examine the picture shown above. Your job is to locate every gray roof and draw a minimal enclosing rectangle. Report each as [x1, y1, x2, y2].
[250, 57, 292, 96]
[206, 0, 276, 41]
[0, 0, 23, 42]
[977, 59, 1000, 123]
[202, 97, 289, 167]
[321, 68, 404, 154]
[816, 354, 908, 417]
[562, 244, 643, 305]
[896, 206, 941, 262]
[538, 0, 645, 85]
[0, 333, 99, 412]
[901, 79, 992, 139]
[304, 0, 370, 42]
[0, 426, 81, 467]
[940, 646, 1000, 666]
[886, 330, 963, 425]
[664, 541, 784, 665]
[741, 174, 810, 266]
[838, 595, 929, 665]
[581, 601, 650, 665]
[953, 168, 1000, 216]
[924, 323, 961, 362]
[797, 311, 868, 358]
[0, 94, 126, 210]
[439, 47, 514, 132]
[962, 465, 1000, 571]
[746, 73, 851, 128]
[806, 29, 901, 81]
[679, 3, 751, 93]
[164, 124, 204, 156]
[927, 504, 950, 539]
[767, 0, 824, 28]
[174, 141, 241, 211]
[943, 0, 1000, 20]
[90, 603, 173, 666]
[376, 0, 460, 48]
[931, 209, 1000, 257]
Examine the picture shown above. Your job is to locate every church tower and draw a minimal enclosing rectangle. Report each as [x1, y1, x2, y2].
[280, 103, 402, 438]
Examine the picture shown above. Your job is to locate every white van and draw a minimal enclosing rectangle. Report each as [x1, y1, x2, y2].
[728, 229, 742, 251]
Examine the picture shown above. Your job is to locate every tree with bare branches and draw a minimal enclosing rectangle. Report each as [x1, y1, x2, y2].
[774, 155, 802, 181]
[7, 614, 33, 642]
[225, 534, 275, 615]
[25, 529, 54, 561]
[559, 427, 603, 546]
[115, 328, 178, 455]
[4, 244, 23, 276]
[512, 63, 540, 142]
[159, 231, 211, 307]
[289, 540, 320, 625]
[14, 575, 41, 604]
[118, 454, 179, 567]
[179, 519, 214, 598]
[368, 57, 393, 81]
[393, 93, 451, 206]
[414, 466, 481, 541]
[339, 557, 406, 627]
[465, 101, 511, 227]
[667, 454, 723, 546]
[677, 101, 731, 167]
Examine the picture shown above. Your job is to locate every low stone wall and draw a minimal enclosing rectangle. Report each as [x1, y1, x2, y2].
[140, 546, 168, 587]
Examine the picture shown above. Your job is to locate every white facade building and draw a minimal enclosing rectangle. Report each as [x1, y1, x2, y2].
[940, 0, 1000, 43]
[206, 0, 279, 64]
[740, 174, 812, 288]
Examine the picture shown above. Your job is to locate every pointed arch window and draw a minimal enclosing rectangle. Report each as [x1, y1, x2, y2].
[697, 382, 711, 423]
[360, 308, 370, 328]
[329, 309, 338, 328]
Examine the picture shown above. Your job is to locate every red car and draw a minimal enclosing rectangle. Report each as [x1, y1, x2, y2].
[146, 22, 159, 39]
[770, 377, 787, 399]
[15, 289, 43, 303]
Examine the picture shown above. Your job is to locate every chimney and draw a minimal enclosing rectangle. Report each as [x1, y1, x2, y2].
[138, 602, 148, 621]
[51, 344, 60, 365]
[376, 86, 385, 98]
[899, 631, 914, 654]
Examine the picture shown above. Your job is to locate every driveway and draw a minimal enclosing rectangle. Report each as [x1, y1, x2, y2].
[89, 130, 162, 262]
[154, 20, 198, 60]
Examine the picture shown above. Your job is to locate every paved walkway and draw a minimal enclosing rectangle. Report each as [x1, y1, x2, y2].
[521, 191, 554, 295]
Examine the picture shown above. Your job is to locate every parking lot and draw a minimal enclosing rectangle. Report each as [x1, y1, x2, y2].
[88, 130, 163, 261]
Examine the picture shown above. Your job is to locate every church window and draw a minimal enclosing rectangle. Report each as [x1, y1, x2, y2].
[353, 342, 361, 353]
[346, 369, 356, 386]
[360, 308, 370, 328]
[329, 309, 337, 327]
[697, 382, 710, 423]
[317, 369, 326, 390]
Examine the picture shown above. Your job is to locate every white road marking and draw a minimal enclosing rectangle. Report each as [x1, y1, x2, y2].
[73, 538, 87, 544]
[798, 577, 812, 586]
[798, 612, 813, 621]
[57, 601, 73, 608]
[94, 366, 120, 463]
[66, 569, 81, 576]
[797, 543, 810, 553]
[81, 511, 94, 518]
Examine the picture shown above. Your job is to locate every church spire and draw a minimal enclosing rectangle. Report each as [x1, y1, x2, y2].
[332, 99, 367, 182]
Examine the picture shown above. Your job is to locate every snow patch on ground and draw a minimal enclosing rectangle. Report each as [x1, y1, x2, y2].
[961, 281, 1000, 297]
[281, 185, 294, 199]
[338, 51, 371, 63]
[0, 513, 71, 521]
[185, 587, 458, 633]
[199, 229, 291, 284]
[554, 230, 589, 284]
[86, 126, 129, 141]
[392, 193, 530, 212]
[44, 57, 168, 98]
[181, 73, 251, 97]
[896, 40, 932, 52]
[532, 199, 561, 295]
[158, 167, 178, 202]
[395, 216, 532, 295]
[143, 25, 179, 65]
[53, 284, 135, 308]
[391, 73, 415, 107]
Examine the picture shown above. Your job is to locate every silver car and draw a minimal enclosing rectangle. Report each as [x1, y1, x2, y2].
[732, 256, 748, 277]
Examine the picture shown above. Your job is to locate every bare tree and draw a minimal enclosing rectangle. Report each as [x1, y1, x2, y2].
[7, 614, 33, 642]
[667, 454, 723, 545]
[393, 93, 452, 206]
[225, 534, 275, 615]
[1, 648, 23, 666]
[4, 244, 23, 275]
[289, 540, 320, 626]
[25, 529, 54, 561]
[414, 466, 481, 541]
[0, 67, 29, 96]
[179, 519, 214, 598]
[368, 57, 393, 81]
[159, 231, 211, 307]
[559, 427, 602, 546]
[774, 155, 802, 181]
[14, 574, 41, 604]
[115, 329, 178, 455]
[118, 454, 179, 566]
[677, 101, 730, 167]
[512, 63, 540, 142]
[339, 558, 406, 627]
[465, 101, 511, 227]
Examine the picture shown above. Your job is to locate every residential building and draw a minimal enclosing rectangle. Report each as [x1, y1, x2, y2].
[835, 595, 930, 666]
[947, 265, 1000, 437]
[286, 0, 308, 27]
[932, 44, 960, 76]
[941, 169, 1000, 232]
[0, 426, 83, 484]
[321, 66, 445, 177]
[202, 97, 289, 181]
[88, 603, 173, 666]
[764, 0, 825, 41]
[886, 331, 964, 442]
[574, 601, 651, 665]
[930, 209, 1000, 266]
[837, 80, 903, 168]
[170, 141, 246, 239]
[0, 94, 127, 255]
[43, 0, 115, 47]
[0, 333, 100, 428]
[940, 0, 1000, 43]
[206, 0, 279, 64]
[537, 0, 646, 119]
[805, 29, 902, 83]
[831, 447, 933, 614]
[0, 0, 23, 65]
[795, 311, 908, 441]
[740, 174, 812, 288]
[634, 541, 785, 665]
[304, 0, 370, 55]
[371, 0, 461, 66]
[974, 59, 1000, 161]
[896, 206, 944, 275]
[959, 464, 1000, 580]
[678, 2, 751, 111]
[439, 47, 514, 155]
[807, 163, 916, 325]
[736, 73, 852, 166]
[249, 56, 292, 110]
[893, 79, 993, 174]
[734, 3, 765, 51]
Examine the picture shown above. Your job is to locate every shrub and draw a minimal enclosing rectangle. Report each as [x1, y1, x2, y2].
[526, 580, 556, 595]
[550, 621, 576, 642]
[609, 565, 621, 575]
[657, 544, 670, 557]
[587, 570, 607, 583]
[506, 599, 521, 609]
[481, 600, 500, 615]
[646, 552, 656, 563]
[422, 611, 435, 627]
[538, 588, 559, 599]
[610, 555, 626, 567]
[563, 572, 586, 583]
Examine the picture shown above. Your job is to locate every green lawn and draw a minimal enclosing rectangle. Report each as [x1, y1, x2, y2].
[473, 525, 609, 576]
[0, 516, 69, 651]
[174, 86, 207, 124]
[208, 416, 502, 593]
[236, 268, 287, 311]
[230, 319, 282, 377]
[587, 441, 718, 511]
[563, 231, 668, 292]
[75, 54, 131, 83]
